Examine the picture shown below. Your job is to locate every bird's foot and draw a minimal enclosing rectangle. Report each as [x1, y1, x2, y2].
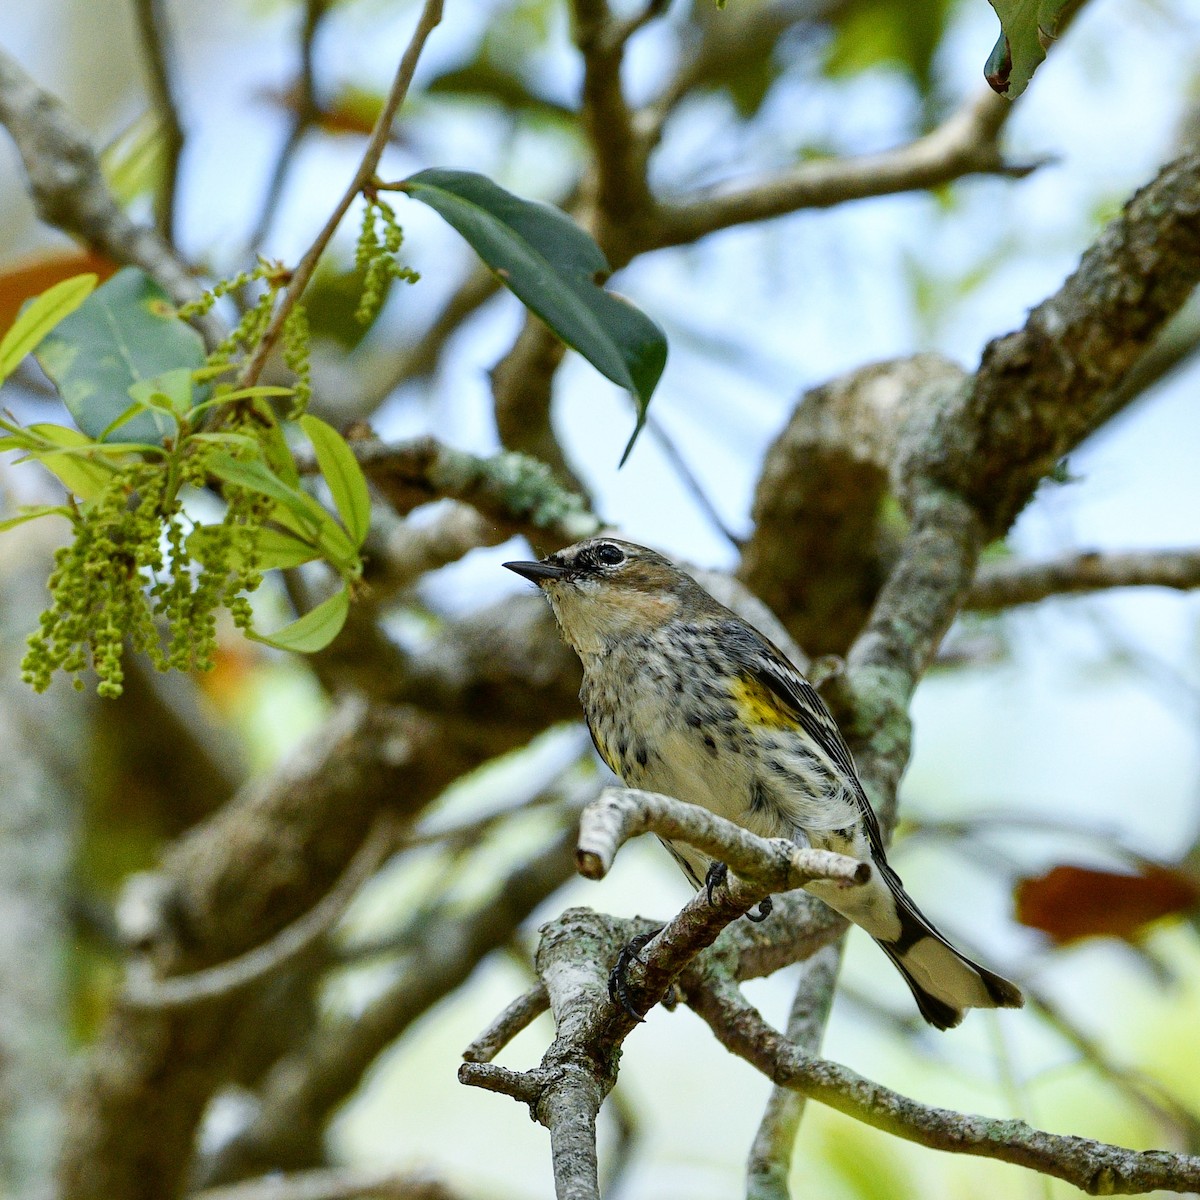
[745, 895, 774, 923]
[608, 928, 661, 1021]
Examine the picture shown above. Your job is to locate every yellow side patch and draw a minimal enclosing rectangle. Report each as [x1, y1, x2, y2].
[729, 674, 798, 730]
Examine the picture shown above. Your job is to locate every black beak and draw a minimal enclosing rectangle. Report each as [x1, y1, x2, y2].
[503, 559, 569, 584]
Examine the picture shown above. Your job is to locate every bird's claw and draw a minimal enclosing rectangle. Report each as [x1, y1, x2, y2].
[608, 929, 659, 1021]
[745, 895, 774, 922]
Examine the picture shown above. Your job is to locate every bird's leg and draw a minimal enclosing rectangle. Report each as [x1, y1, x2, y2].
[608, 928, 662, 1021]
[705, 861, 774, 922]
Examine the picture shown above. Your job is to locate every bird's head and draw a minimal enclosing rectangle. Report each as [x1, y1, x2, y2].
[504, 537, 707, 657]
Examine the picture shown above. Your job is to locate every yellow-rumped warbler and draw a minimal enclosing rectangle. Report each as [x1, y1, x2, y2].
[505, 536, 1023, 1030]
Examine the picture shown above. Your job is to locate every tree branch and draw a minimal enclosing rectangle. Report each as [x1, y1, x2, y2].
[651, 89, 1033, 250]
[0, 48, 222, 347]
[745, 943, 842, 1200]
[965, 547, 1200, 611]
[693, 978, 1200, 1195]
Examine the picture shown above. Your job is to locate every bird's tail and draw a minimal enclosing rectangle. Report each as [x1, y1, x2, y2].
[808, 860, 1023, 1030]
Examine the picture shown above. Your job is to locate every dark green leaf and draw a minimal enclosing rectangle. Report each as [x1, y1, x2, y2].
[0, 273, 97, 384]
[401, 169, 667, 462]
[300, 414, 371, 547]
[248, 585, 350, 652]
[34, 267, 206, 444]
[985, 0, 1079, 97]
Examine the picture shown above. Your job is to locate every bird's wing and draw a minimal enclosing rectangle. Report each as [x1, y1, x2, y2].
[717, 620, 888, 862]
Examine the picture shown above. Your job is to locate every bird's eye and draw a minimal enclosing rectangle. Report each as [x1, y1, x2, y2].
[594, 542, 625, 566]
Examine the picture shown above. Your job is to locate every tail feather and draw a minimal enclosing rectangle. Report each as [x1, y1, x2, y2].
[809, 857, 1023, 1030]
[874, 860, 1023, 1030]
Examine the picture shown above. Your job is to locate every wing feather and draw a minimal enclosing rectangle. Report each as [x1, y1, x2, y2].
[717, 620, 888, 862]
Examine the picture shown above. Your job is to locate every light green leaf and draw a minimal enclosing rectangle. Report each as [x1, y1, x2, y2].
[299, 414, 371, 547]
[24, 424, 116, 500]
[0, 505, 74, 533]
[34, 268, 205, 444]
[248, 586, 350, 652]
[0, 273, 97, 384]
[401, 169, 667, 464]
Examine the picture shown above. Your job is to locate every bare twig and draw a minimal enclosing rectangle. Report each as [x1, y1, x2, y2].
[966, 548, 1200, 611]
[131, 0, 185, 242]
[237, 0, 444, 388]
[646, 414, 744, 549]
[577, 786, 867, 891]
[248, 0, 331, 252]
[694, 978, 1200, 1195]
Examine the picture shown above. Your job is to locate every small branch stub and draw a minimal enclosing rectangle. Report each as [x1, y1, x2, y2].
[576, 787, 868, 891]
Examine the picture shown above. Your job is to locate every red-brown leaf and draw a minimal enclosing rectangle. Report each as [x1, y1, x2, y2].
[1015, 863, 1200, 945]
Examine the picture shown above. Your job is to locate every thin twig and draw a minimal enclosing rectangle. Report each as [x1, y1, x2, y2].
[131, 0, 185, 242]
[191, 1166, 459, 1200]
[746, 943, 842, 1200]
[249, 0, 331, 252]
[462, 983, 550, 1063]
[652, 88, 1036, 249]
[646, 414, 744, 549]
[237, 0, 444, 388]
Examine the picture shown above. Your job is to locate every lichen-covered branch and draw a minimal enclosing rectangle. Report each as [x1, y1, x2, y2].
[334, 435, 601, 548]
[924, 151, 1200, 535]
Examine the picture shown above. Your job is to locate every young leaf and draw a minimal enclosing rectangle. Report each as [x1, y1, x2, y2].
[128, 365, 194, 416]
[0, 273, 97, 384]
[33, 267, 205, 444]
[206, 453, 358, 567]
[247, 586, 350, 652]
[0, 505, 74, 533]
[188, 524, 321, 571]
[400, 169, 667, 463]
[299, 414, 372, 546]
